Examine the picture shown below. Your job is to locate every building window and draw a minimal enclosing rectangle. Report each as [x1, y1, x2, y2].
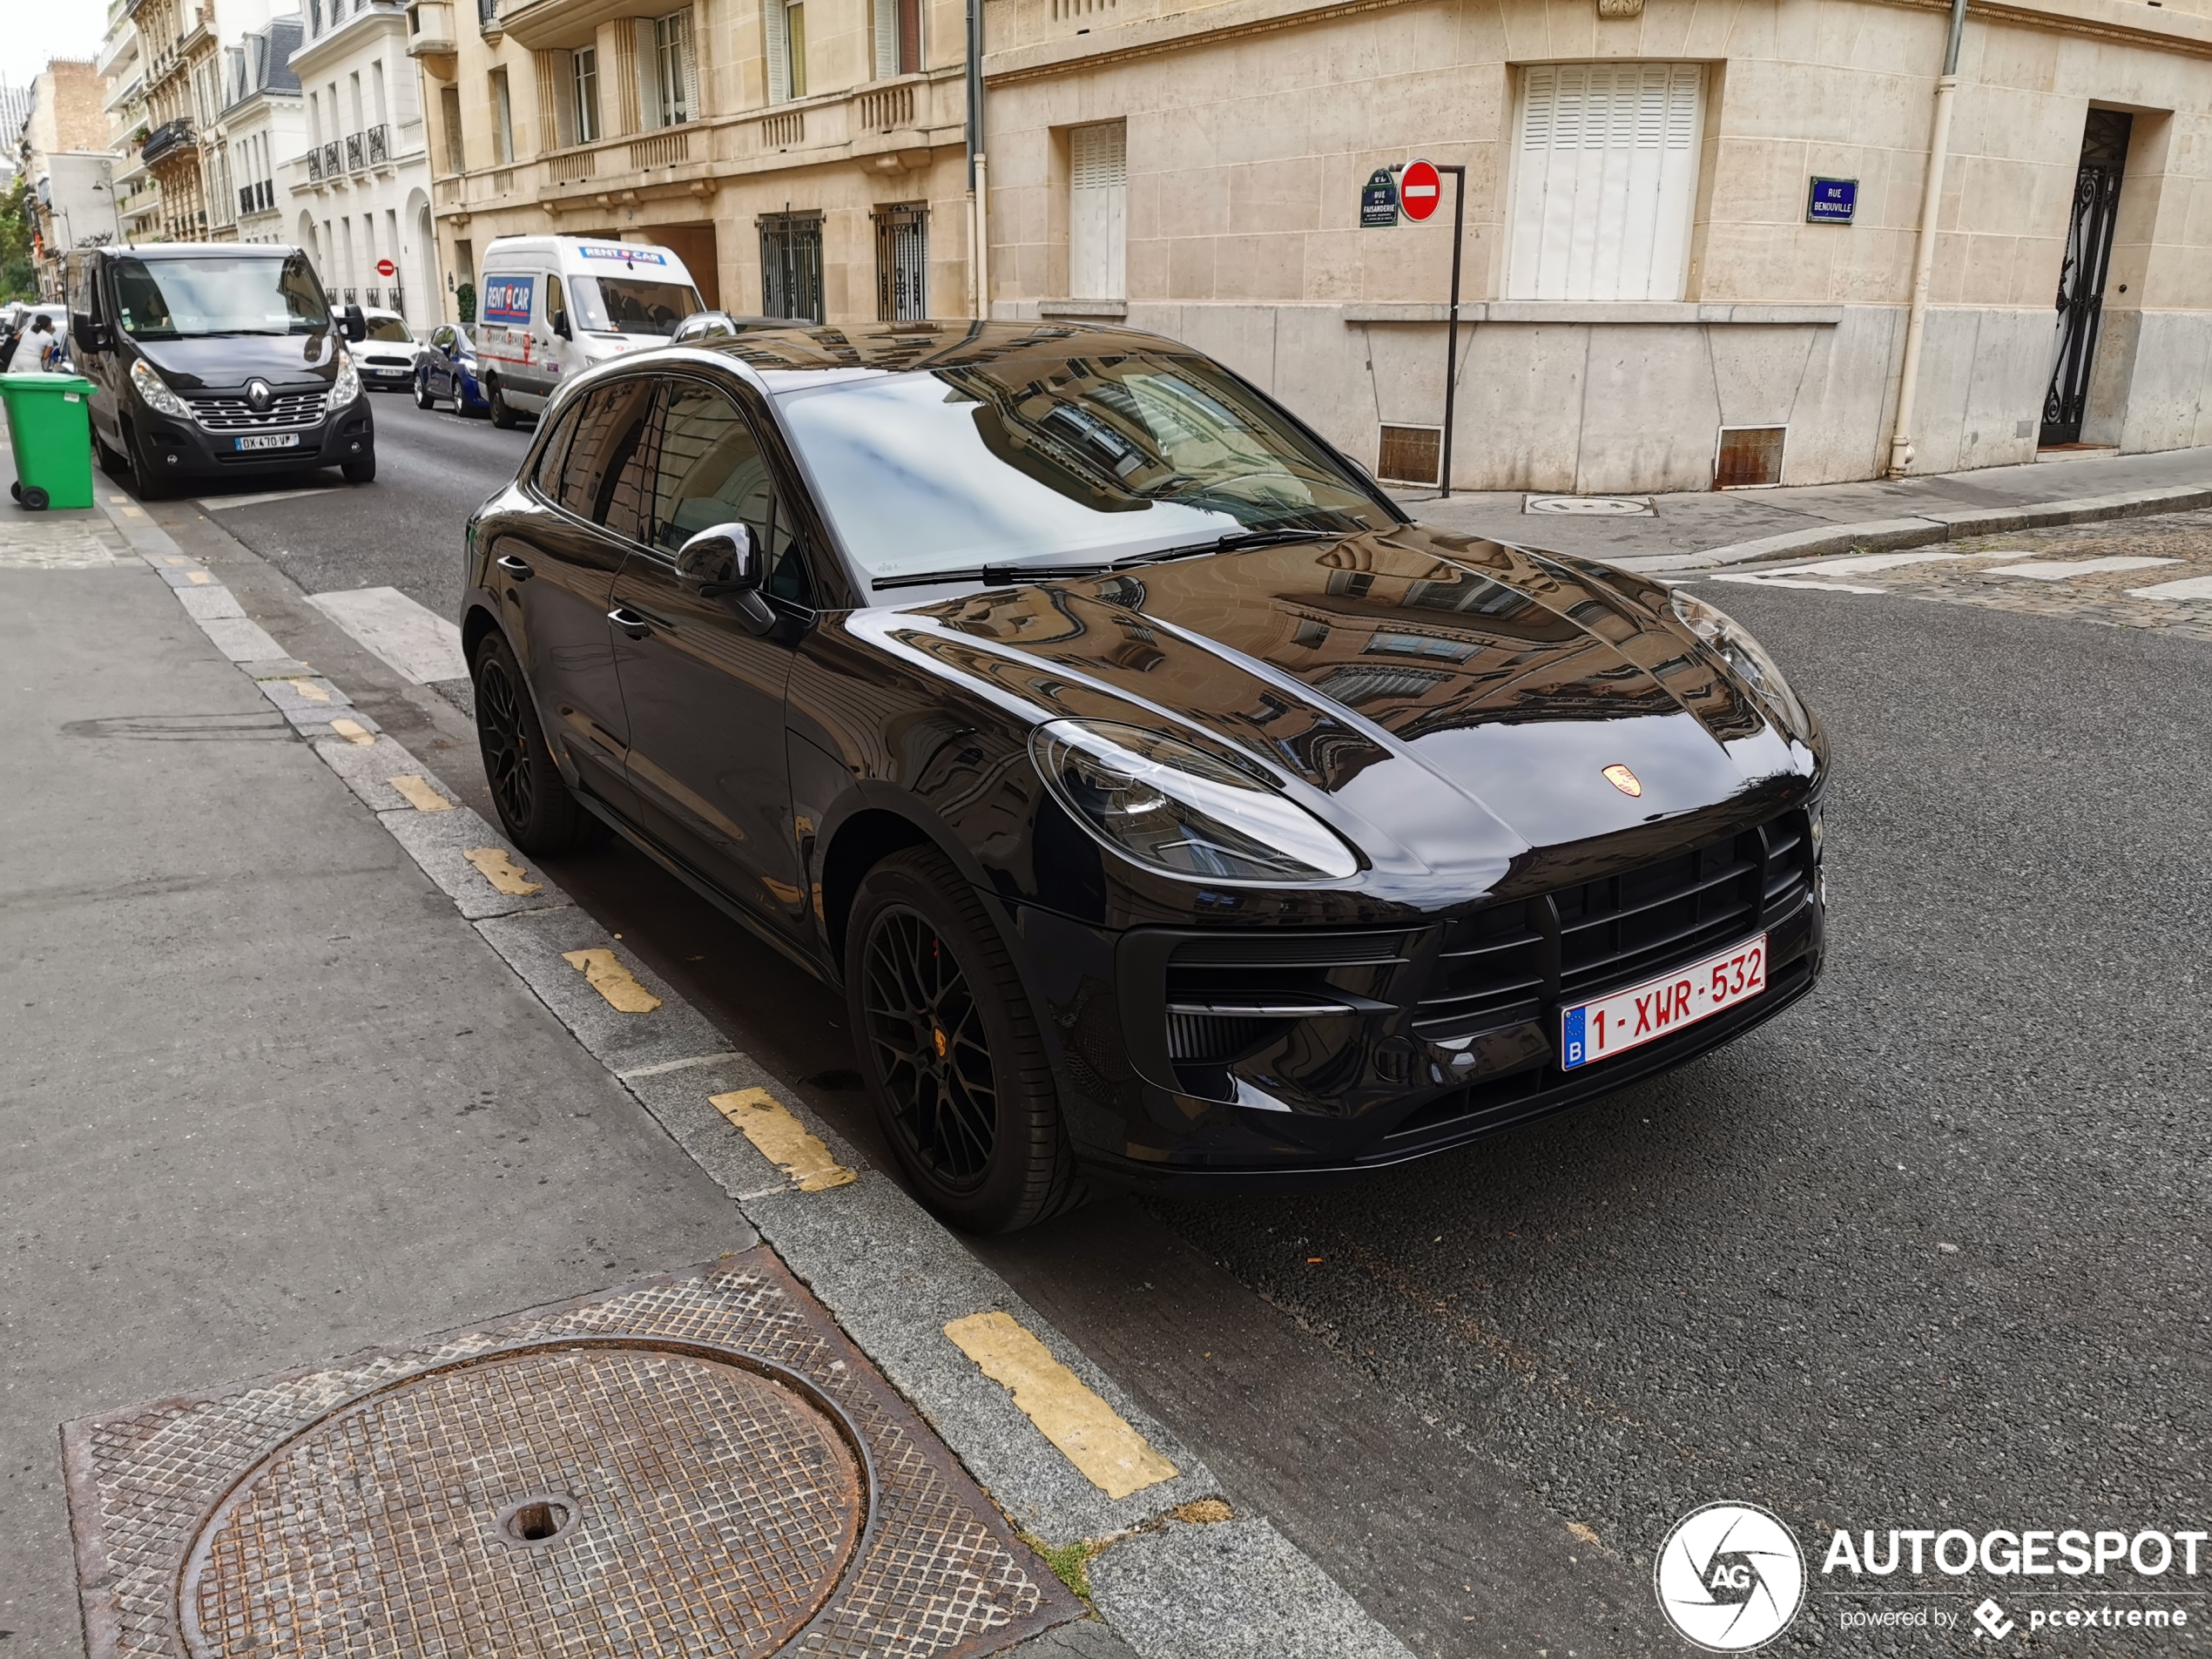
[767, 0, 805, 101]
[489, 67, 514, 164]
[759, 210, 823, 322]
[654, 11, 696, 123]
[873, 0, 919, 78]
[1506, 62, 1703, 303]
[440, 83, 465, 172]
[571, 45, 599, 143]
[873, 201, 927, 320]
[1069, 120, 1126, 300]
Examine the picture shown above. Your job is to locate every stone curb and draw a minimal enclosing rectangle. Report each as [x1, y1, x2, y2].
[1610, 482, 2212, 574]
[91, 493, 1415, 1659]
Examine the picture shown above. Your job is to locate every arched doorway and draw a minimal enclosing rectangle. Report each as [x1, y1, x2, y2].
[403, 187, 435, 329]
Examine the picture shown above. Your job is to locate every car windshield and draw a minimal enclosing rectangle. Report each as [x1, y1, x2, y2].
[363, 316, 413, 343]
[111, 253, 330, 339]
[571, 274, 703, 336]
[776, 351, 1391, 584]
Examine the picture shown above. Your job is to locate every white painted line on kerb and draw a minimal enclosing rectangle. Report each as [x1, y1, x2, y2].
[2128, 573, 2212, 602]
[1984, 556, 2183, 580]
[617, 1052, 745, 1080]
[199, 488, 340, 511]
[307, 586, 469, 683]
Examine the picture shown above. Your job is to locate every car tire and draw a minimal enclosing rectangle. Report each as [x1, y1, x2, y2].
[95, 433, 129, 480]
[488, 378, 518, 429]
[846, 845, 1082, 1233]
[125, 428, 171, 501]
[472, 631, 602, 856]
[341, 452, 376, 484]
[413, 371, 435, 409]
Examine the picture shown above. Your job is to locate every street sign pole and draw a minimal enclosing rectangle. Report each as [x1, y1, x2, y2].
[1438, 164, 1465, 499]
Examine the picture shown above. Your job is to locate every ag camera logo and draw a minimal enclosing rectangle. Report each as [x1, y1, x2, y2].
[1656, 1502, 1807, 1651]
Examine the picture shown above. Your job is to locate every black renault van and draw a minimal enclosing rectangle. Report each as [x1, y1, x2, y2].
[64, 243, 375, 498]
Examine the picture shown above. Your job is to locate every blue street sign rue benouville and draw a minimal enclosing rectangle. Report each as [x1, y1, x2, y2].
[1806, 177, 1858, 224]
[1361, 168, 1400, 229]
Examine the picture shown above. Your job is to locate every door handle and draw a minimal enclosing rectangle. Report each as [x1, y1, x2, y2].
[495, 554, 533, 577]
[607, 606, 658, 639]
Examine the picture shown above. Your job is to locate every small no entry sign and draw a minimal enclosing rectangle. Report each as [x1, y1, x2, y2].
[1399, 159, 1443, 222]
[376, 258, 396, 277]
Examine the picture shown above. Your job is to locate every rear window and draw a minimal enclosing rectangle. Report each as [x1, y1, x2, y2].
[364, 317, 414, 343]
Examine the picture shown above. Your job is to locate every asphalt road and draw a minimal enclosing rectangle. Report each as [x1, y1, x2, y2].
[195, 401, 2212, 1655]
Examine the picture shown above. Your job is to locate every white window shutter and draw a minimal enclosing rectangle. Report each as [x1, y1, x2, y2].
[873, 0, 896, 78]
[635, 18, 663, 128]
[1069, 122, 1127, 300]
[1506, 61, 1703, 302]
[765, 0, 789, 103]
[676, 10, 698, 120]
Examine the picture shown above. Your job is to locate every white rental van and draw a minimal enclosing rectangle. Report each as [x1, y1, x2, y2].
[472, 236, 705, 427]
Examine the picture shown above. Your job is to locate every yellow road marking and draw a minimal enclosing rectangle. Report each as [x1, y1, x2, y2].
[942, 1312, 1178, 1500]
[386, 773, 453, 813]
[710, 1088, 855, 1191]
[122, 505, 145, 518]
[462, 846, 543, 895]
[186, 570, 214, 585]
[163, 554, 191, 564]
[560, 948, 663, 1013]
[287, 678, 332, 703]
[328, 718, 375, 745]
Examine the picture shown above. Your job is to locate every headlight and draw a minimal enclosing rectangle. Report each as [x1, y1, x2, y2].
[332, 347, 361, 405]
[129, 357, 190, 418]
[1030, 719, 1359, 884]
[1671, 590, 1808, 732]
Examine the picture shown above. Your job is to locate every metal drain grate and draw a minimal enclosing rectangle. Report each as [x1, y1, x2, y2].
[66, 1253, 1080, 1659]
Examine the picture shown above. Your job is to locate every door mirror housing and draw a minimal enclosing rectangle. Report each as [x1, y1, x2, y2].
[343, 304, 367, 342]
[71, 314, 112, 355]
[674, 521, 775, 633]
[551, 314, 571, 341]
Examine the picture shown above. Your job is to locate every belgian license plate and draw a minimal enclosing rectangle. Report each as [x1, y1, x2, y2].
[234, 433, 300, 452]
[1559, 934, 1767, 1070]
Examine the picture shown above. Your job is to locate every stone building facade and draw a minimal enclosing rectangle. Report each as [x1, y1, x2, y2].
[17, 63, 118, 296]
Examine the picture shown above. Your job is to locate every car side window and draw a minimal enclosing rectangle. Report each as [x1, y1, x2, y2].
[531, 400, 583, 498]
[431, 325, 454, 352]
[546, 276, 568, 335]
[557, 380, 657, 540]
[649, 381, 813, 606]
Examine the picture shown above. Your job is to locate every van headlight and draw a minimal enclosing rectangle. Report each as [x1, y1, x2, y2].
[1671, 590, 1808, 733]
[332, 347, 361, 406]
[1030, 719, 1359, 884]
[129, 357, 191, 419]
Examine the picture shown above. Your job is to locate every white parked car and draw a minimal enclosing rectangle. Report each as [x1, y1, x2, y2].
[354, 307, 419, 391]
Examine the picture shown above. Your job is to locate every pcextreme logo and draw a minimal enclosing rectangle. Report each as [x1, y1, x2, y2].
[1655, 1502, 1808, 1651]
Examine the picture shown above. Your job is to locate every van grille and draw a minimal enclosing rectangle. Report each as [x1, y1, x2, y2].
[189, 391, 328, 431]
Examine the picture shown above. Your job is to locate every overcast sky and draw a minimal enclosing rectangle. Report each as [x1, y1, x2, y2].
[3, 0, 110, 97]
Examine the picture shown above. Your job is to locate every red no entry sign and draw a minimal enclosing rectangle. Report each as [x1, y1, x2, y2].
[376, 258, 396, 277]
[1399, 159, 1442, 222]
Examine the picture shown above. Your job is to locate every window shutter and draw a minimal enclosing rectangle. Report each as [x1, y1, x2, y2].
[873, 0, 895, 79]
[677, 10, 698, 121]
[634, 17, 663, 128]
[765, 0, 789, 103]
[1069, 121, 1127, 300]
[1507, 61, 1702, 302]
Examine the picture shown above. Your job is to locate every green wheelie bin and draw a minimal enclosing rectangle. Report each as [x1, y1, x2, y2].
[0, 371, 99, 511]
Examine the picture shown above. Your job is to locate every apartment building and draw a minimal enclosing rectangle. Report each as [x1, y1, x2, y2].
[288, 0, 436, 323]
[984, 0, 2212, 489]
[17, 63, 118, 296]
[98, 3, 166, 243]
[413, 0, 972, 325]
[206, 17, 307, 244]
[129, 0, 280, 242]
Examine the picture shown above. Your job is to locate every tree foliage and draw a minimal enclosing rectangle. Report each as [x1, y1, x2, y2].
[0, 173, 37, 302]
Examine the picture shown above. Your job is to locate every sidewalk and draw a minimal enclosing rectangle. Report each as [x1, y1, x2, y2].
[1397, 443, 2212, 571]
[0, 454, 1428, 1656]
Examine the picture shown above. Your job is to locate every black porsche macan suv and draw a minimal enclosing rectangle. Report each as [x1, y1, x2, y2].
[462, 322, 1827, 1232]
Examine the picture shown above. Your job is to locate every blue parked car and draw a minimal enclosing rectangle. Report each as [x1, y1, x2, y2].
[414, 322, 489, 416]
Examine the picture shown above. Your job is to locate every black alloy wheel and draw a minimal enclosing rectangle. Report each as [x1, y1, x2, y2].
[846, 846, 1080, 1232]
[471, 631, 599, 854]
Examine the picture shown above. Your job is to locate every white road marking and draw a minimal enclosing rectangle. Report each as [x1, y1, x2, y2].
[1982, 556, 2182, 579]
[307, 585, 469, 683]
[199, 488, 340, 511]
[1711, 574, 1889, 594]
[617, 1052, 745, 1080]
[2126, 573, 2212, 602]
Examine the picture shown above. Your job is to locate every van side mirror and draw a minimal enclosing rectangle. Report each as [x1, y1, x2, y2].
[343, 304, 367, 342]
[674, 521, 775, 632]
[551, 313, 571, 341]
[72, 314, 112, 355]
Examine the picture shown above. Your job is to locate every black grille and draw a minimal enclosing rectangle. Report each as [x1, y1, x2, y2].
[190, 391, 327, 431]
[1161, 931, 1409, 1089]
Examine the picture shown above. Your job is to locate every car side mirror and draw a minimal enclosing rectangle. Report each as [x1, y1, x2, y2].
[344, 304, 367, 342]
[674, 521, 775, 632]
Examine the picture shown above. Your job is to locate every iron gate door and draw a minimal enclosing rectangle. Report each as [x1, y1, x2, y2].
[872, 203, 927, 322]
[2041, 109, 2132, 448]
[759, 212, 824, 324]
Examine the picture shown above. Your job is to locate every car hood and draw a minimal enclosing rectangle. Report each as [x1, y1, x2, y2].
[874, 526, 1818, 894]
[131, 332, 340, 393]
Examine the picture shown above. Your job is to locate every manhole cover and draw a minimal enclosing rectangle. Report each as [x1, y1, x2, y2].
[179, 1339, 865, 1659]
[1522, 494, 1655, 516]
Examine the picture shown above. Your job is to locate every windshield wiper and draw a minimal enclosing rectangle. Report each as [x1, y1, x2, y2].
[869, 526, 1340, 592]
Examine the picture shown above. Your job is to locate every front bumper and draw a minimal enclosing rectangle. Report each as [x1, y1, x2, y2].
[1020, 805, 1826, 1186]
[136, 396, 374, 480]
